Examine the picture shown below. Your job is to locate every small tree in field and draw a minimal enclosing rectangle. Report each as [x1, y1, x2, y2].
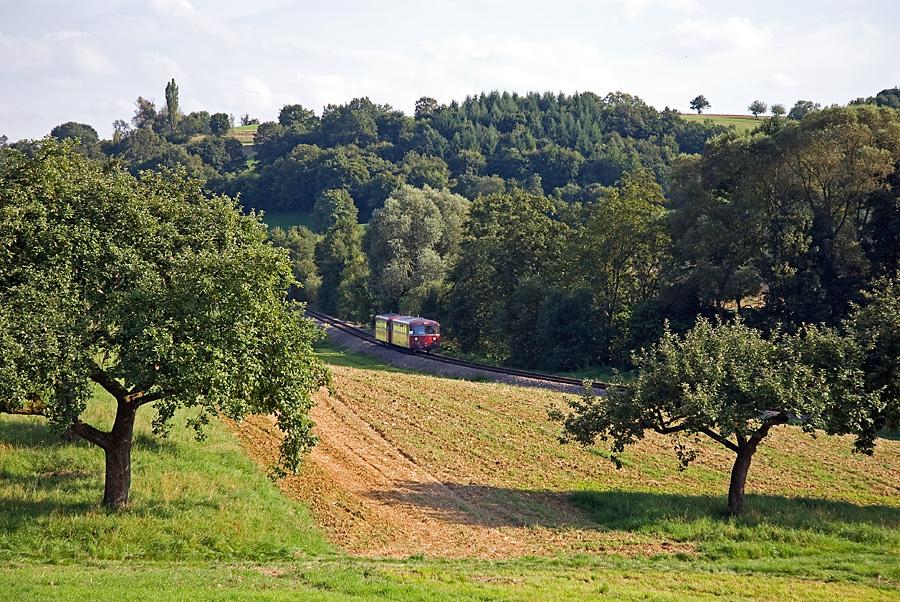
[0, 140, 331, 508]
[553, 318, 868, 515]
[748, 100, 768, 118]
[690, 95, 711, 114]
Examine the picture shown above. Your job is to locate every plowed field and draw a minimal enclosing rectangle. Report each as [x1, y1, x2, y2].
[229, 364, 900, 559]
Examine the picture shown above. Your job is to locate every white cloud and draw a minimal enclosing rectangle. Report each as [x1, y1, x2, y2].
[42, 77, 79, 88]
[617, 0, 653, 22]
[70, 41, 116, 75]
[147, 0, 233, 40]
[590, 0, 700, 22]
[767, 72, 798, 89]
[45, 30, 86, 42]
[139, 51, 187, 84]
[418, 33, 617, 93]
[238, 76, 273, 109]
[0, 30, 115, 76]
[668, 17, 775, 54]
[659, 0, 701, 12]
[0, 33, 52, 74]
[292, 73, 355, 111]
[3, 0, 899, 141]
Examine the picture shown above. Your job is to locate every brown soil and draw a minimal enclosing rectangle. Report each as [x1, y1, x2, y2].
[228, 366, 693, 560]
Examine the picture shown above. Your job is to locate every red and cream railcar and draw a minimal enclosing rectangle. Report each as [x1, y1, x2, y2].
[374, 313, 441, 351]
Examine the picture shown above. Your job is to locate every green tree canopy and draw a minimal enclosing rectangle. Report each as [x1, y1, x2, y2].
[688, 105, 900, 325]
[279, 104, 319, 132]
[447, 189, 568, 356]
[0, 140, 331, 508]
[310, 188, 357, 233]
[314, 201, 368, 317]
[569, 169, 670, 359]
[748, 100, 768, 118]
[690, 95, 711, 114]
[165, 78, 180, 133]
[268, 225, 321, 304]
[209, 112, 232, 136]
[788, 100, 821, 121]
[132, 96, 158, 130]
[362, 185, 469, 310]
[50, 121, 103, 159]
[837, 276, 900, 451]
[553, 318, 864, 515]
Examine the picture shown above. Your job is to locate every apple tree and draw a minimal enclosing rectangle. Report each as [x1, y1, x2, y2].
[0, 139, 330, 508]
[553, 318, 870, 515]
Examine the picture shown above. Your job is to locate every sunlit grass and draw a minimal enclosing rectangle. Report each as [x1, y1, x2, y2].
[680, 113, 764, 131]
[3, 342, 900, 600]
[299, 346, 900, 584]
[0, 396, 332, 563]
[5, 556, 899, 601]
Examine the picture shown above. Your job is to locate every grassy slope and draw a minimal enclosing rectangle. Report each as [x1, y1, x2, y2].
[2, 343, 899, 600]
[229, 124, 258, 146]
[680, 113, 764, 131]
[0, 388, 332, 564]
[298, 351, 900, 558]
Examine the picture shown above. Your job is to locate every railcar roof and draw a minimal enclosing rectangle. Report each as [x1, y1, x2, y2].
[375, 313, 402, 320]
[391, 315, 439, 326]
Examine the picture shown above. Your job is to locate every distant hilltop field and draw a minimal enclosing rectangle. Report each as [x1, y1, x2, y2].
[229, 124, 259, 145]
[679, 113, 765, 130]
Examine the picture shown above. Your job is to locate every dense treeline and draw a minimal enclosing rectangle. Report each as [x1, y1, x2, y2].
[216, 91, 724, 221]
[11, 86, 900, 375]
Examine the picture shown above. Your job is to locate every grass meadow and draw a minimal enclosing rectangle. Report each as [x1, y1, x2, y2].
[2, 339, 899, 600]
[680, 113, 764, 131]
[229, 124, 258, 146]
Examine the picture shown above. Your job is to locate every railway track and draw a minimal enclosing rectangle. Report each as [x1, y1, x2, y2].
[304, 309, 611, 391]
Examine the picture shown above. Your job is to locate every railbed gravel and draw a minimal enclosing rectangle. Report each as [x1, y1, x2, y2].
[314, 321, 587, 395]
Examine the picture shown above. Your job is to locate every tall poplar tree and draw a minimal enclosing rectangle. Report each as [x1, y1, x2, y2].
[165, 78, 180, 134]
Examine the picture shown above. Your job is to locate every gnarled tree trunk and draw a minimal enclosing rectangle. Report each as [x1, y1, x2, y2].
[71, 398, 139, 509]
[728, 443, 757, 516]
[727, 416, 787, 515]
[101, 401, 137, 507]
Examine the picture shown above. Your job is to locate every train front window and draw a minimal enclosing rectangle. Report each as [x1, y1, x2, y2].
[412, 326, 426, 335]
[425, 325, 438, 335]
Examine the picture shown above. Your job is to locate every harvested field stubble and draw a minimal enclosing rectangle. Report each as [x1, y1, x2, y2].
[230, 358, 900, 561]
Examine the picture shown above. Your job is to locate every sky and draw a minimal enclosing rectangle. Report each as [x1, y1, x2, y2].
[2, 0, 899, 142]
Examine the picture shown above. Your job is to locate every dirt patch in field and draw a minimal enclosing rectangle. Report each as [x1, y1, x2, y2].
[228, 365, 694, 560]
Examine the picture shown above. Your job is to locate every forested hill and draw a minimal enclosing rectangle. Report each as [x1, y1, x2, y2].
[218, 91, 727, 219]
[24, 90, 726, 222]
[14, 86, 900, 374]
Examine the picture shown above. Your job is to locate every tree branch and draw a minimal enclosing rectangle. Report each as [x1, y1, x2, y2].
[751, 411, 790, 445]
[90, 369, 130, 402]
[699, 426, 740, 453]
[130, 391, 165, 407]
[69, 420, 111, 450]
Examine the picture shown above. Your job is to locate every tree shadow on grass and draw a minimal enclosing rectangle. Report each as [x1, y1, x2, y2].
[364, 480, 900, 535]
[0, 415, 61, 447]
[0, 418, 205, 526]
